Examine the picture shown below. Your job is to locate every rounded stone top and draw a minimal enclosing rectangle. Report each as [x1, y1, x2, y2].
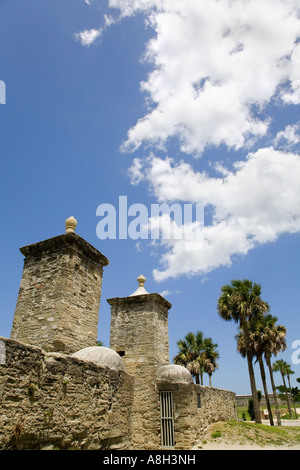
[157, 364, 194, 384]
[72, 346, 125, 372]
[65, 216, 77, 233]
[129, 274, 149, 296]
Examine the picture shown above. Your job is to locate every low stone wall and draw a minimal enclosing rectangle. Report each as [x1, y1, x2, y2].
[236, 394, 288, 408]
[0, 337, 238, 451]
[0, 337, 134, 450]
[157, 382, 237, 449]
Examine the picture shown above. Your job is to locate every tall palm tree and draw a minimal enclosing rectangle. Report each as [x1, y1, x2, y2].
[236, 319, 274, 426]
[203, 338, 219, 387]
[217, 279, 269, 423]
[285, 366, 298, 418]
[236, 314, 286, 426]
[262, 315, 286, 426]
[273, 359, 292, 418]
[286, 366, 298, 418]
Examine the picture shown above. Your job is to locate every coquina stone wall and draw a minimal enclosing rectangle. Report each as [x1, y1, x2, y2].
[0, 337, 134, 450]
[2, 221, 238, 451]
[157, 381, 237, 450]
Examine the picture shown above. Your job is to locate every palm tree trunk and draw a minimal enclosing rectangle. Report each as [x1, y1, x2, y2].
[287, 374, 298, 419]
[281, 373, 292, 418]
[258, 355, 274, 426]
[241, 318, 261, 423]
[247, 353, 261, 423]
[265, 353, 281, 425]
[200, 372, 203, 386]
[209, 373, 212, 387]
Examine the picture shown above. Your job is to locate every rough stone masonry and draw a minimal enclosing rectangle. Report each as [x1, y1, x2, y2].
[0, 216, 237, 450]
[10, 217, 109, 354]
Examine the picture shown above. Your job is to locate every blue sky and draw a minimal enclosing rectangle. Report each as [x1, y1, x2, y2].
[0, 0, 300, 395]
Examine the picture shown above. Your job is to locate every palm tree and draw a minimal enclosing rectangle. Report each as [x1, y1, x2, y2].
[262, 316, 286, 426]
[174, 331, 219, 385]
[186, 359, 201, 385]
[285, 364, 298, 418]
[217, 279, 269, 423]
[236, 318, 274, 426]
[273, 359, 292, 418]
[173, 331, 205, 384]
[173, 336, 194, 375]
[236, 314, 286, 426]
[203, 338, 219, 387]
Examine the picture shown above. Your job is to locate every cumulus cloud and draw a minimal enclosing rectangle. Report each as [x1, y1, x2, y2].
[128, 148, 300, 280]
[81, 0, 300, 280]
[108, 0, 300, 155]
[159, 289, 182, 297]
[274, 122, 300, 148]
[128, 157, 145, 185]
[75, 27, 103, 46]
[280, 42, 300, 105]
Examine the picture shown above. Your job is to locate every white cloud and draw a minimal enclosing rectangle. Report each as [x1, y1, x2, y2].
[281, 43, 300, 105]
[128, 157, 145, 185]
[99, 0, 300, 280]
[108, 0, 162, 18]
[107, 0, 300, 156]
[132, 148, 300, 280]
[274, 122, 300, 148]
[159, 289, 182, 297]
[104, 14, 118, 27]
[75, 27, 103, 47]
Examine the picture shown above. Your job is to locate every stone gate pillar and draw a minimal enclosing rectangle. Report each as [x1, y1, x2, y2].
[107, 275, 172, 449]
[10, 217, 109, 354]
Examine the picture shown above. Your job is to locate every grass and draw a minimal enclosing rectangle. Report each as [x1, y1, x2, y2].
[199, 420, 300, 449]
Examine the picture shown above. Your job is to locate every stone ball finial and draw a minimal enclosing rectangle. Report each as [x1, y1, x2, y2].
[137, 274, 146, 287]
[65, 216, 77, 234]
[129, 274, 148, 296]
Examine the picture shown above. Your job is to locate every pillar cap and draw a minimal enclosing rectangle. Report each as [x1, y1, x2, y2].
[129, 274, 149, 296]
[107, 273, 172, 309]
[19, 233, 109, 267]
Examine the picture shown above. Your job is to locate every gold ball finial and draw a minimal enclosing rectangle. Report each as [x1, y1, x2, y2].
[65, 216, 77, 234]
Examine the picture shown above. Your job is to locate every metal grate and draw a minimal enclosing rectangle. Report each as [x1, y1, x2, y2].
[160, 391, 174, 448]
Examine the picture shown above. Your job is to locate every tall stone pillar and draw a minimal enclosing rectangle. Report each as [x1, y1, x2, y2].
[107, 275, 172, 449]
[10, 217, 109, 354]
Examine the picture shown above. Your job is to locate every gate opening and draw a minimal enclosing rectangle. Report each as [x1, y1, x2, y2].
[160, 391, 174, 448]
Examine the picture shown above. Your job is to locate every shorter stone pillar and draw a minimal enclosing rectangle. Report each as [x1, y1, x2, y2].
[107, 275, 172, 449]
